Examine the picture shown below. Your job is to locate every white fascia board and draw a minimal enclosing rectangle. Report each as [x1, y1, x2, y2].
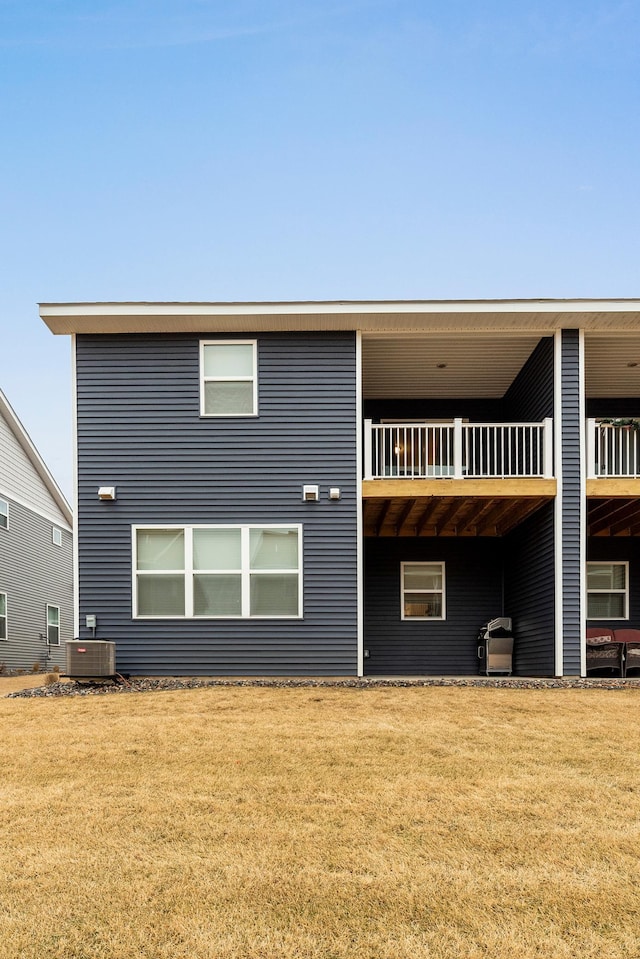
[39, 298, 640, 316]
[0, 390, 73, 527]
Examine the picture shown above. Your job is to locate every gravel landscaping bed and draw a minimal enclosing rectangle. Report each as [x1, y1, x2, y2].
[7, 675, 640, 697]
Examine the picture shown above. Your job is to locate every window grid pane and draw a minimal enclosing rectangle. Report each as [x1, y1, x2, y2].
[204, 381, 254, 415]
[137, 530, 185, 571]
[0, 500, 7, 528]
[250, 528, 299, 569]
[137, 575, 185, 616]
[203, 343, 254, 378]
[193, 529, 241, 570]
[250, 574, 299, 616]
[194, 574, 242, 616]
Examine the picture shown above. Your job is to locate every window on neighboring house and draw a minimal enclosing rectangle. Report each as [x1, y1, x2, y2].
[46, 604, 60, 645]
[52, 528, 62, 546]
[587, 562, 629, 619]
[401, 562, 446, 620]
[0, 499, 7, 529]
[0, 593, 6, 640]
[200, 340, 257, 416]
[134, 525, 302, 618]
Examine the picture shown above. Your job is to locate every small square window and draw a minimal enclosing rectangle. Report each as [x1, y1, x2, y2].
[401, 562, 446, 620]
[200, 341, 257, 416]
[587, 562, 629, 619]
[52, 528, 62, 546]
[0, 499, 7, 530]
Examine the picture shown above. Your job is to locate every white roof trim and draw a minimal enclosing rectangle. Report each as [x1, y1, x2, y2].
[0, 390, 73, 527]
[39, 298, 640, 336]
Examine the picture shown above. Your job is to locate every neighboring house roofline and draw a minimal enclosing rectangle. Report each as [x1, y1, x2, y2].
[40, 298, 640, 336]
[0, 390, 73, 527]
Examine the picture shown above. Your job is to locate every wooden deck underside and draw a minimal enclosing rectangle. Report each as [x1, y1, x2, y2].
[362, 479, 556, 537]
[587, 479, 640, 536]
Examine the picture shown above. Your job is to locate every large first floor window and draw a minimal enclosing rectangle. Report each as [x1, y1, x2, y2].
[587, 562, 629, 619]
[401, 562, 446, 620]
[0, 593, 6, 640]
[134, 525, 302, 619]
[47, 604, 60, 645]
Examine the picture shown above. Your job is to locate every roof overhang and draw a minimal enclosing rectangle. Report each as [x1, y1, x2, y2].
[39, 299, 640, 336]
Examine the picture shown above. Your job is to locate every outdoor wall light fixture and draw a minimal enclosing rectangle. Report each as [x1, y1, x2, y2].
[98, 486, 117, 501]
[302, 485, 319, 502]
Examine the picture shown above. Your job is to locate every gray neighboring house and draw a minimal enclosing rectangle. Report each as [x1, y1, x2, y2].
[39, 298, 640, 678]
[0, 390, 73, 671]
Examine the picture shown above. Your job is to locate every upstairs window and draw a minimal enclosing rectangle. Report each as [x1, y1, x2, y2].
[587, 562, 628, 619]
[52, 528, 62, 546]
[0, 593, 6, 640]
[401, 562, 446, 620]
[0, 499, 7, 529]
[200, 340, 257, 416]
[47, 604, 60, 646]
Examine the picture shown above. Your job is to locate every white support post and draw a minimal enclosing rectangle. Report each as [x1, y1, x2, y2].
[586, 418, 596, 478]
[453, 418, 463, 479]
[543, 417, 554, 478]
[363, 419, 373, 480]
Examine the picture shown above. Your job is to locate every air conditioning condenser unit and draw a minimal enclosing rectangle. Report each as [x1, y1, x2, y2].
[66, 640, 116, 679]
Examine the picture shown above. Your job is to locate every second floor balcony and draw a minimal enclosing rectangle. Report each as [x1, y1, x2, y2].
[364, 418, 554, 481]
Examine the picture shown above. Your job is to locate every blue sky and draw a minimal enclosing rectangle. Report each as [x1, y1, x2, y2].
[1, 0, 639, 499]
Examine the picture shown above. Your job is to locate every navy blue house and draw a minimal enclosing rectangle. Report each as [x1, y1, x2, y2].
[40, 299, 640, 677]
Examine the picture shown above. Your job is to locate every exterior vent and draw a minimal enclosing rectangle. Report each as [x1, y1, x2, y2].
[66, 640, 116, 678]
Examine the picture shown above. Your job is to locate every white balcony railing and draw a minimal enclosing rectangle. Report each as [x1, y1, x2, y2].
[364, 418, 553, 480]
[587, 419, 640, 478]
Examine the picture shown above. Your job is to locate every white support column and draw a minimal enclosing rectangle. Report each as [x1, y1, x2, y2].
[586, 418, 596, 478]
[579, 331, 587, 678]
[356, 334, 364, 678]
[71, 334, 80, 640]
[453, 418, 464, 478]
[363, 419, 373, 481]
[543, 417, 553, 478]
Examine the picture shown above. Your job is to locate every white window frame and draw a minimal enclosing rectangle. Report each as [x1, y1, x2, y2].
[0, 499, 8, 530]
[587, 561, 629, 620]
[132, 524, 303, 619]
[401, 561, 446, 621]
[52, 527, 62, 546]
[200, 340, 258, 417]
[46, 604, 61, 646]
[0, 592, 7, 641]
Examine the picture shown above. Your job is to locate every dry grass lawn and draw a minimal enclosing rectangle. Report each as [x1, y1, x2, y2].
[1, 684, 639, 959]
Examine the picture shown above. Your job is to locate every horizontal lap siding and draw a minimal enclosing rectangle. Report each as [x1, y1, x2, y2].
[0, 497, 72, 670]
[503, 337, 554, 422]
[562, 331, 582, 675]
[364, 539, 503, 675]
[502, 337, 556, 675]
[504, 502, 555, 675]
[76, 333, 358, 676]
